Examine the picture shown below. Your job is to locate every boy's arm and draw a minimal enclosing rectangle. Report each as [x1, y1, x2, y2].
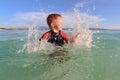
[38, 31, 51, 50]
[61, 31, 81, 43]
[70, 33, 80, 42]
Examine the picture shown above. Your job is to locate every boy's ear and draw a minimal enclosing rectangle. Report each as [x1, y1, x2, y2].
[50, 23, 54, 28]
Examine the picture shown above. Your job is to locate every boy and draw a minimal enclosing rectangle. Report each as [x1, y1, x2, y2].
[39, 13, 80, 58]
[39, 13, 80, 46]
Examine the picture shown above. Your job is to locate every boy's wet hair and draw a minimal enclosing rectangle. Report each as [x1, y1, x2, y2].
[47, 13, 62, 27]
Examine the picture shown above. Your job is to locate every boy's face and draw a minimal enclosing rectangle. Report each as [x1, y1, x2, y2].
[50, 17, 63, 33]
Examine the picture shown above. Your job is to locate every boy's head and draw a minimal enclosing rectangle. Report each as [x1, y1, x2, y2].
[47, 13, 63, 33]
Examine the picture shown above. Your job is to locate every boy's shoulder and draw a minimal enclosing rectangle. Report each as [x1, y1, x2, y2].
[40, 30, 51, 40]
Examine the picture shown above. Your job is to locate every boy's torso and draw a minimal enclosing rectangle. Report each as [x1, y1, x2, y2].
[40, 30, 69, 46]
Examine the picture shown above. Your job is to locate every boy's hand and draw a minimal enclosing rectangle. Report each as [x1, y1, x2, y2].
[70, 32, 81, 42]
[75, 32, 80, 38]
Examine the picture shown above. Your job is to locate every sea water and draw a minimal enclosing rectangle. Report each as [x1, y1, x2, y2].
[0, 13, 120, 80]
[0, 28, 120, 80]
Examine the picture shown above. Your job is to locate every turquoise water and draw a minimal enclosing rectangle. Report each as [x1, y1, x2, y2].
[0, 29, 120, 80]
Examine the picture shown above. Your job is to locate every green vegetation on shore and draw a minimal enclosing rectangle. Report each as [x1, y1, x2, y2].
[0, 27, 28, 30]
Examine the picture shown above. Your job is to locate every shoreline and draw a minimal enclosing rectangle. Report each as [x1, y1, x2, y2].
[0, 27, 120, 31]
[0, 27, 28, 30]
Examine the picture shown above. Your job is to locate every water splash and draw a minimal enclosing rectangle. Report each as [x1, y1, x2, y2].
[69, 8, 93, 48]
[17, 24, 40, 53]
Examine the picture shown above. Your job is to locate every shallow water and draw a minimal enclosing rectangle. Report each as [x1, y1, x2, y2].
[0, 29, 120, 80]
